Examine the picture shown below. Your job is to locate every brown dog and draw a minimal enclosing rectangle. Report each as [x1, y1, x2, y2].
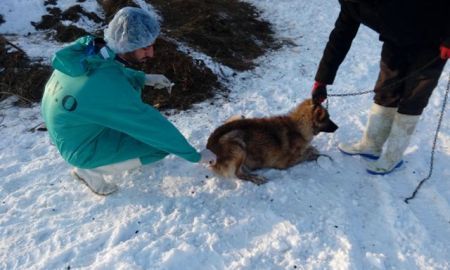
[206, 99, 338, 184]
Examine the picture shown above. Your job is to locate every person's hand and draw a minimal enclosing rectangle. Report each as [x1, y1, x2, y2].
[311, 81, 327, 104]
[440, 44, 450, 60]
[199, 149, 217, 166]
[145, 74, 174, 93]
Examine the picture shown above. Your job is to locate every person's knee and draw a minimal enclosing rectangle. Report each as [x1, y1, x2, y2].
[374, 92, 401, 108]
[397, 104, 424, 116]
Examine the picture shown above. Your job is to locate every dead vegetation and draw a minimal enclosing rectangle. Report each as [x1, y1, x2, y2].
[0, 37, 52, 107]
[1, 0, 279, 110]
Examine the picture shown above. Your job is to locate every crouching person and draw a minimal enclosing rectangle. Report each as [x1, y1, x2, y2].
[41, 7, 216, 195]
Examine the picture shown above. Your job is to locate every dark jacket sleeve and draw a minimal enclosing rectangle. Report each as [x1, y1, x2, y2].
[444, 0, 450, 47]
[315, 3, 360, 84]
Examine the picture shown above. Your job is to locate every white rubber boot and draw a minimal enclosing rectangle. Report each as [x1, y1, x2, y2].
[366, 113, 420, 175]
[338, 103, 396, 159]
[72, 158, 141, 195]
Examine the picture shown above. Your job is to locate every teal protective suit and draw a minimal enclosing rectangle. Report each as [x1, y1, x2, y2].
[41, 36, 201, 169]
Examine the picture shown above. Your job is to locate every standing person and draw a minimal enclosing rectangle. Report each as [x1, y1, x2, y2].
[41, 7, 216, 195]
[311, 0, 449, 175]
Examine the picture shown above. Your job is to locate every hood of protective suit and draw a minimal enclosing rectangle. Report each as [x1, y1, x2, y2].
[51, 36, 118, 77]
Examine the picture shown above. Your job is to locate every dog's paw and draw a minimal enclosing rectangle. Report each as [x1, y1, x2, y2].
[236, 173, 267, 185]
[249, 175, 268, 185]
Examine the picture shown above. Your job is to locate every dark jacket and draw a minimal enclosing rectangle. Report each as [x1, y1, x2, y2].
[315, 0, 450, 84]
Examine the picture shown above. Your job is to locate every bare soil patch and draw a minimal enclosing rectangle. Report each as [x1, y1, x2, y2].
[0, 37, 52, 107]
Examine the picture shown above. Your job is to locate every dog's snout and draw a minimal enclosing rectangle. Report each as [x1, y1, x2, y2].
[322, 119, 338, 133]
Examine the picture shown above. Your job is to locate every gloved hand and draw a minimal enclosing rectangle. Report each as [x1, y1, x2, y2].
[199, 149, 217, 166]
[311, 81, 327, 104]
[145, 74, 174, 93]
[440, 44, 450, 60]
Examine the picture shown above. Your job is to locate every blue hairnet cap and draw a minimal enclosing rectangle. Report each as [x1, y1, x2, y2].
[104, 7, 160, 54]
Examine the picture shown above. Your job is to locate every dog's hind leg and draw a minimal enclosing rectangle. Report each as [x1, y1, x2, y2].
[218, 143, 267, 185]
[211, 141, 244, 178]
[235, 164, 267, 185]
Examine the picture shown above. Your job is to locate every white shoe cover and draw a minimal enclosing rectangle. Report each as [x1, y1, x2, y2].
[72, 168, 118, 195]
[72, 158, 141, 195]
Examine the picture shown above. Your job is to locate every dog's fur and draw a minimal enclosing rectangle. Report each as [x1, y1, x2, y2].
[206, 99, 338, 184]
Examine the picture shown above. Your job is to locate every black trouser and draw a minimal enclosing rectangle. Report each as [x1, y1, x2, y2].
[373, 42, 447, 115]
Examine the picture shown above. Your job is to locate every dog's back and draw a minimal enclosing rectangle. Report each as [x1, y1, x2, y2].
[206, 99, 338, 184]
[207, 116, 309, 179]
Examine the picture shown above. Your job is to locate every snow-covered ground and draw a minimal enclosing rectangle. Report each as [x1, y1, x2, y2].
[1, 0, 450, 269]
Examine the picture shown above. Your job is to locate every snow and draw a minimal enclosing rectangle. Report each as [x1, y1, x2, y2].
[1, 0, 450, 269]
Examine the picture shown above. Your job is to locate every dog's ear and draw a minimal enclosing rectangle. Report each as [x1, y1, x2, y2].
[310, 101, 319, 113]
[313, 105, 326, 121]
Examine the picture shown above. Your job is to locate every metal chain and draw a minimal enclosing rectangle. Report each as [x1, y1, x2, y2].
[404, 72, 450, 203]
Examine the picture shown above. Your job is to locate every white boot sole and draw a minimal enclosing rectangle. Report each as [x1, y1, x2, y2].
[366, 160, 403, 175]
[337, 144, 379, 160]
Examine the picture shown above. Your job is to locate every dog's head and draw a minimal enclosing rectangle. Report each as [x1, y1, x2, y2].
[290, 99, 338, 136]
[311, 103, 338, 135]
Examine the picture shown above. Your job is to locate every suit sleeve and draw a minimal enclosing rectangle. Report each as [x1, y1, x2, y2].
[78, 75, 201, 163]
[315, 3, 360, 84]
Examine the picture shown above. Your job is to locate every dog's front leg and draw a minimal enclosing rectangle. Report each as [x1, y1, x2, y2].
[304, 146, 320, 161]
[236, 165, 267, 185]
[288, 146, 320, 166]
